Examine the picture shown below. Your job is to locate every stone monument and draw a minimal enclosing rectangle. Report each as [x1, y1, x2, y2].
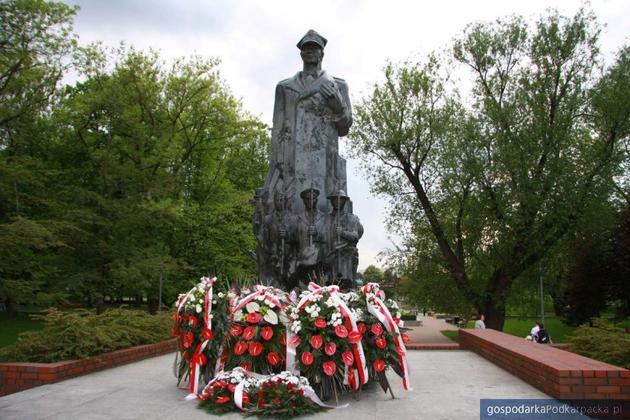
[253, 29, 362, 289]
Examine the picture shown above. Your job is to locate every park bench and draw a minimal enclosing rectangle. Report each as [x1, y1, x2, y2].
[460, 329, 630, 400]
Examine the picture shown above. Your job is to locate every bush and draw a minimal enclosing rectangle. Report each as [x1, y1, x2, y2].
[400, 313, 417, 321]
[0, 307, 173, 363]
[567, 318, 630, 369]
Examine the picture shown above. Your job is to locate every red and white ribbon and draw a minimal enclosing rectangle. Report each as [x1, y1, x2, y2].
[232, 284, 286, 313]
[361, 283, 411, 391]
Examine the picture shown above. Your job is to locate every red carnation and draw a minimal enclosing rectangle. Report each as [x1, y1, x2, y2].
[267, 351, 280, 366]
[324, 342, 336, 356]
[193, 353, 207, 366]
[309, 334, 323, 349]
[373, 359, 385, 372]
[272, 398, 281, 405]
[241, 361, 251, 371]
[401, 333, 411, 344]
[230, 324, 243, 336]
[242, 393, 250, 405]
[228, 384, 236, 393]
[375, 337, 387, 349]
[183, 332, 193, 348]
[246, 312, 261, 324]
[348, 331, 362, 344]
[301, 351, 314, 366]
[279, 333, 286, 346]
[342, 351, 354, 366]
[260, 326, 274, 341]
[202, 328, 214, 340]
[357, 322, 367, 334]
[248, 341, 263, 357]
[187, 315, 198, 328]
[335, 325, 348, 338]
[314, 317, 327, 328]
[323, 360, 337, 376]
[242, 326, 255, 340]
[215, 395, 230, 404]
[297, 389, 305, 396]
[258, 399, 266, 408]
[371, 323, 384, 336]
[289, 335, 301, 348]
[234, 340, 247, 355]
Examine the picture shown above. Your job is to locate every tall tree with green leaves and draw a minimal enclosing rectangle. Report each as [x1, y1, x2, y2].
[0, 0, 79, 313]
[350, 9, 629, 329]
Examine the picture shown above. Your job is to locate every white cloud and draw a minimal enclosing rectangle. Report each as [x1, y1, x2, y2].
[64, 0, 629, 270]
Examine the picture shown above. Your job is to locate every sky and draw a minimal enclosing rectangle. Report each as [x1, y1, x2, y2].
[62, 0, 629, 271]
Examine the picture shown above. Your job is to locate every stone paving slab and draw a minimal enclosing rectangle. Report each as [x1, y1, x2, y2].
[0, 351, 555, 420]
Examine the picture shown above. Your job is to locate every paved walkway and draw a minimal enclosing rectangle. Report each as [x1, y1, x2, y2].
[404, 315, 458, 344]
[0, 350, 556, 420]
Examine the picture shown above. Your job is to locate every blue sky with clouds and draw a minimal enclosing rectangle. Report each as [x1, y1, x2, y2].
[62, 0, 629, 270]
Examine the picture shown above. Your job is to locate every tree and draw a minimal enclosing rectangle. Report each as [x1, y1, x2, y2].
[0, 0, 79, 314]
[350, 9, 629, 329]
[362, 264, 384, 284]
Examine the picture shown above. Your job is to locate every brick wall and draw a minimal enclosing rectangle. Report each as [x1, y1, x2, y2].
[0, 338, 177, 397]
[460, 329, 630, 400]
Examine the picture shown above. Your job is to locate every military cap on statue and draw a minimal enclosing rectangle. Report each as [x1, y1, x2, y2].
[300, 187, 320, 199]
[327, 190, 349, 200]
[296, 29, 328, 49]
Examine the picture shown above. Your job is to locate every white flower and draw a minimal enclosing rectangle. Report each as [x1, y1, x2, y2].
[212, 300, 217, 304]
[195, 304, 202, 313]
[218, 292, 225, 298]
[190, 296, 196, 303]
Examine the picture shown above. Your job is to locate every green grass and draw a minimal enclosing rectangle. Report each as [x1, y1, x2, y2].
[463, 317, 575, 342]
[0, 312, 44, 348]
[441, 330, 459, 342]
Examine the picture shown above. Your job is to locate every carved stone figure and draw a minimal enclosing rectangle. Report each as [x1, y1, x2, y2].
[253, 30, 362, 288]
[293, 188, 326, 286]
[325, 191, 363, 283]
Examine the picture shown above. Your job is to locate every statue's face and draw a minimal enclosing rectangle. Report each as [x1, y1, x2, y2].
[300, 43, 323, 65]
[302, 192, 318, 210]
[330, 197, 347, 211]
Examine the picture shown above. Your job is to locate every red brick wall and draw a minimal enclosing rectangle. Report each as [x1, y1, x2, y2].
[460, 329, 630, 400]
[0, 338, 177, 397]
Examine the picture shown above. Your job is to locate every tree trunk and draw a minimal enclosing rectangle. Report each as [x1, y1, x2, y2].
[481, 302, 506, 330]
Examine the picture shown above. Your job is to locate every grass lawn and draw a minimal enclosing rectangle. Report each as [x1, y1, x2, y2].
[448, 317, 575, 343]
[0, 313, 44, 348]
[441, 330, 459, 342]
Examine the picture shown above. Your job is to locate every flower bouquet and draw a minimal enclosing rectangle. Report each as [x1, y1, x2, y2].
[198, 367, 257, 415]
[172, 276, 230, 397]
[223, 285, 290, 374]
[247, 371, 325, 417]
[287, 283, 368, 402]
[355, 283, 411, 393]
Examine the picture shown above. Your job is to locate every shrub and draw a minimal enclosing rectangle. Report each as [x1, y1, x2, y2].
[0, 307, 173, 363]
[400, 313, 417, 321]
[567, 318, 630, 369]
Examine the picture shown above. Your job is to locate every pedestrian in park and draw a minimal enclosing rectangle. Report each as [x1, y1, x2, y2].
[475, 314, 486, 329]
[535, 322, 551, 344]
[527, 321, 541, 341]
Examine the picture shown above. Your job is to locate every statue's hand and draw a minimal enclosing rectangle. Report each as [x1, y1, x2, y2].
[321, 81, 343, 113]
